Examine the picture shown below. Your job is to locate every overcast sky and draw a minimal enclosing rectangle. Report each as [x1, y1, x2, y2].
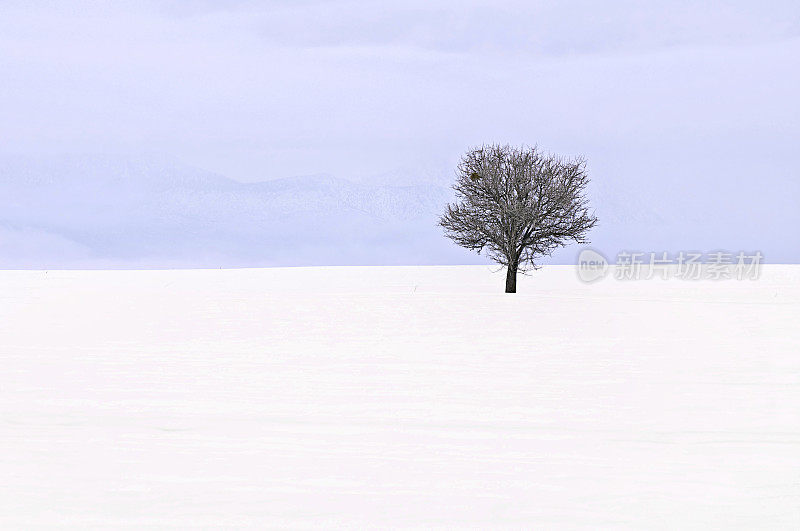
[1, 1, 799, 183]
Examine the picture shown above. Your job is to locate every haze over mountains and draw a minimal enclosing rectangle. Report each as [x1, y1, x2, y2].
[0, 155, 468, 268]
[0, 154, 796, 268]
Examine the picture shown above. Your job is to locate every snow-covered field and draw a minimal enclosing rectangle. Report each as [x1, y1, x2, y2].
[1, 265, 798, 528]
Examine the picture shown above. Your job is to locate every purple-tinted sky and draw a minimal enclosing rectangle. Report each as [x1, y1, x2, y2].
[1, 1, 798, 181]
[0, 1, 798, 266]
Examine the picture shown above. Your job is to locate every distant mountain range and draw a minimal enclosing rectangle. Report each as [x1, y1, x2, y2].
[0, 155, 472, 268]
[0, 154, 794, 268]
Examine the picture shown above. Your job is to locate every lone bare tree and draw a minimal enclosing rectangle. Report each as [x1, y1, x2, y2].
[440, 144, 597, 293]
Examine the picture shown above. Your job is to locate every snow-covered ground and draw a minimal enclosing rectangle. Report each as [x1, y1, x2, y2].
[1, 265, 798, 528]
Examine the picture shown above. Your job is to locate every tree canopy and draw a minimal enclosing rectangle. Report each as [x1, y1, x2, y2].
[440, 144, 597, 292]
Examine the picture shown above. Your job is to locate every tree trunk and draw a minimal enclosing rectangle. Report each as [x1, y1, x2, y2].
[505, 263, 518, 293]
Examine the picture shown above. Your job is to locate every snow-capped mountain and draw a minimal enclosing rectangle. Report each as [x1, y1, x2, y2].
[0, 155, 471, 268]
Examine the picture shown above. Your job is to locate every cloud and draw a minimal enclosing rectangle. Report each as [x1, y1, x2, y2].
[154, 0, 800, 54]
[0, 1, 798, 183]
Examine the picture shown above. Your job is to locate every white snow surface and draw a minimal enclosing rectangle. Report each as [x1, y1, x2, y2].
[1, 265, 799, 528]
